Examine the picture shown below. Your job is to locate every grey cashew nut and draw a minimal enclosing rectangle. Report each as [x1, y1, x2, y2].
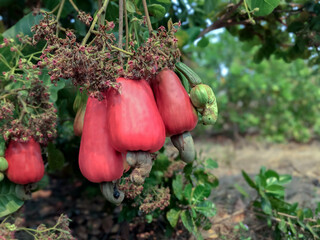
[171, 131, 195, 163]
[100, 181, 124, 205]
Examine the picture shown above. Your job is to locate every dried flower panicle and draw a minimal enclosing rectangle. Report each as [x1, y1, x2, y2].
[0, 36, 58, 145]
[139, 187, 170, 214]
[124, 22, 181, 81]
[77, 11, 93, 26]
[119, 177, 144, 199]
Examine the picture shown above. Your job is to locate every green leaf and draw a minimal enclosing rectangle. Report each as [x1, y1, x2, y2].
[261, 195, 272, 215]
[194, 200, 216, 218]
[0, 178, 24, 218]
[181, 210, 196, 235]
[234, 183, 249, 198]
[197, 37, 209, 48]
[278, 174, 292, 185]
[172, 175, 184, 201]
[148, 4, 166, 19]
[265, 169, 279, 180]
[184, 183, 192, 203]
[166, 209, 181, 228]
[242, 170, 257, 189]
[306, 223, 319, 238]
[278, 218, 287, 233]
[183, 163, 193, 178]
[265, 184, 285, 197]
[47, 143, 65, 171]
[246, 0, 280, 16]
[288, 218, 297, 235]
[126, 0, 136, 13]
[192, 185, 211, 204]
[205, 158, 218, 169]
[3, 12, 43, 39]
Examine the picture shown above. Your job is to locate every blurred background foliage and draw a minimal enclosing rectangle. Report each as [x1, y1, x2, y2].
[1, 0, 320, 145]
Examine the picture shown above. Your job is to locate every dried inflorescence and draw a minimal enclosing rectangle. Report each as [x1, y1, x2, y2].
[0, 36, 58, 145]
[124, 23, 181, 81]
[31, 12, 181, 98]
[139, 187, 170, 214]
[77, 11, 93, 26]
[119, 177, 144, 199]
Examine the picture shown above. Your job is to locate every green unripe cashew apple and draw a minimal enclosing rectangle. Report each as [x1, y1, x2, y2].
[202, 103, 218, 125]
[190, 84, 215, 108]
[0, 157, 8, 171]
[0, 172, 4, 182]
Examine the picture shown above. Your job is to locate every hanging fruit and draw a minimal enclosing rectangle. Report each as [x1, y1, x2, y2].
[175, 62, 218, 125]
[106, 78, 166, 184]
[79, 95, 125, 204]
[5, 138, 44, 185]
[151, 69, 198, 163]
[79, 95, 124, 183]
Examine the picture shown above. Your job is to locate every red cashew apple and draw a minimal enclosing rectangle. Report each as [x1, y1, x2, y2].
[106, 78, 166, 184]
[79, 95, 124, 183]
[151, 69, 198, 163]
[5, 138, 44, 185]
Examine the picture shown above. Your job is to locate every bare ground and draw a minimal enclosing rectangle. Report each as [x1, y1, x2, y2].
[192, 136, 320, 239]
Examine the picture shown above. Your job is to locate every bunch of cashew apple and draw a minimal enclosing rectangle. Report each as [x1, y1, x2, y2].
[0, 63, 217, 207]
[76, 64, 218, 204]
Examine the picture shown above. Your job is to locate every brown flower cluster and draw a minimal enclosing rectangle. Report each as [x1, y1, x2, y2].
[124, 22, 181, 81]
[139, 187, 170, 214]
[119, 177, 144, 199]
[32, 13, 121, 99]
[77, 11, 93, 26]
[31, 12, 181, 98]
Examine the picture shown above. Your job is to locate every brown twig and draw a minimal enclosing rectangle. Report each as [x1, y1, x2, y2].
[81, 0, 110, 45]
[124, 0, 129, 51]
[142, 0, 153, 33]
[197, 0, 244, 39]
[55, 0, 66, 36]
[118, 0, 124, 50]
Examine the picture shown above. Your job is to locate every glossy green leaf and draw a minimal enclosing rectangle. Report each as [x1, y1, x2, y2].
[242, 170, 257, 189]
[148, 4, 166, 19]
[261, 195, 272, 215]
[278, 174, 292, 185]
[246, 0, 280, 16]
[166, 208, 181, 227]
[194, 200, 216, 218]
[205, 158, 218, 169]
[126, 0, 136, 13]
[265, 184, 284, 197]
[180, 210, 196, 235]
[184, 183, 192, 203]
[0, 179, 24, 218]
[234, 183, 249, 198]
[193, 185, 211, 204]
[172, 174, 183, 201]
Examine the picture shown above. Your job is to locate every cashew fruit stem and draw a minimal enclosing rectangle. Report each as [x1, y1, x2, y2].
[126, 151, 154, 185]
